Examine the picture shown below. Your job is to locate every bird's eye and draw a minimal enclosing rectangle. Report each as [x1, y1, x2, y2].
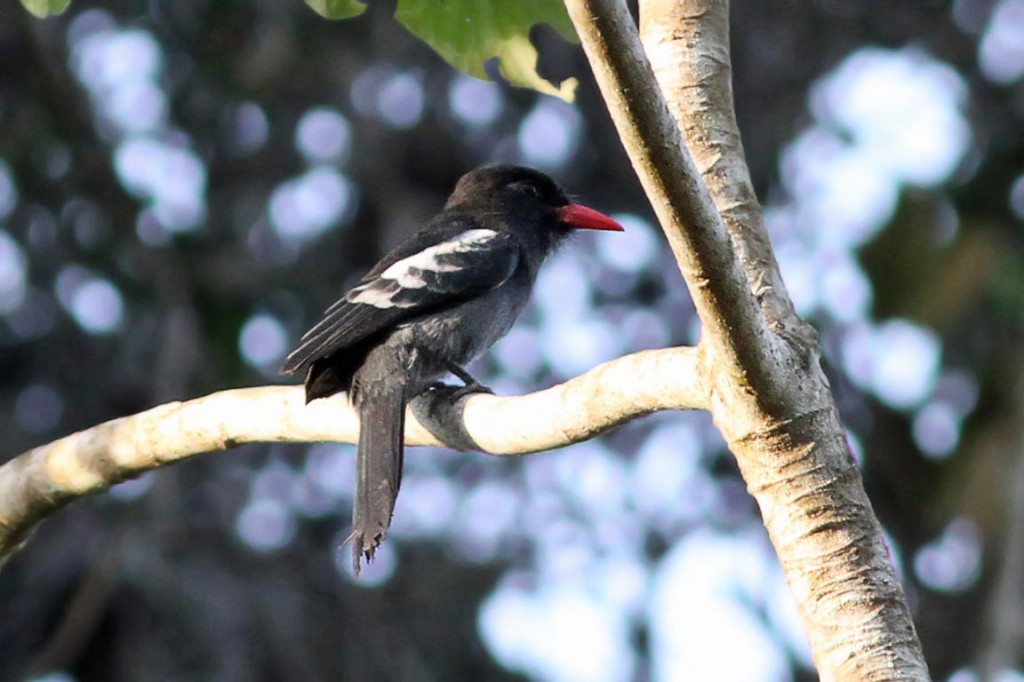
[510, 182, 540, 198]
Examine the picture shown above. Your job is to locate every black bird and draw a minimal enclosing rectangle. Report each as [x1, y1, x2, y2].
[281, 164, 624, 574]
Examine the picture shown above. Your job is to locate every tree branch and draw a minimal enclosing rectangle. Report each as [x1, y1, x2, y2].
[563, 0, 792, 413]
[0, 347, 704, 562]
[640, 0, 797, 333]
[564, 0, 929, 678]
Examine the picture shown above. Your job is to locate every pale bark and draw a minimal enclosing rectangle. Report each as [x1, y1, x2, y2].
[641, 0, 795, 332]
[564, 0, 929, 679]
[0, 347, 703, 561]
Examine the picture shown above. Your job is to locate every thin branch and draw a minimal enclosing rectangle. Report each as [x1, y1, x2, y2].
[640, 0, 797, 332]
[563, 0, 786, 409]
[0, 347, 705, 562]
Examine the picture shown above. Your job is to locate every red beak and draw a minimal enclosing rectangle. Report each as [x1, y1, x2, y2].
[557, 204, 625, 232]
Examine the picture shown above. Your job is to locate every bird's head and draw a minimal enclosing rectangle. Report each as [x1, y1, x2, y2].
[445, 164, 625, 237]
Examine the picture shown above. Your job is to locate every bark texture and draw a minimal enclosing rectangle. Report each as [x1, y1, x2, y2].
[564, 0, 930, 678]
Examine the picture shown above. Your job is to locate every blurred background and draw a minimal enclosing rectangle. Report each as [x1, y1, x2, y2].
[1, 0, 1022, 680]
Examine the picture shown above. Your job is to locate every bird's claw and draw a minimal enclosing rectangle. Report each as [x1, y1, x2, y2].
[440, 362, 493, 401]
[449, 381, 493, 401]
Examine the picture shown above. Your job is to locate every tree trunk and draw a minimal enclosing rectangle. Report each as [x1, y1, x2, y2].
[564, 0, 931, 678]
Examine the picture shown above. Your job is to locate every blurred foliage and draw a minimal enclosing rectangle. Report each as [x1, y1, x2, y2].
[394, 0, 579, 101]
[305, 0, 367, 20]
[31, 0, 580, 101]
[20, 0, 71, 19]
[860, 191, 1004, 330]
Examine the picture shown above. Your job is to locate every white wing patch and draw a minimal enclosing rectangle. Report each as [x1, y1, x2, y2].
[380, 229, 496, 283]
[348, 229, 499, 309]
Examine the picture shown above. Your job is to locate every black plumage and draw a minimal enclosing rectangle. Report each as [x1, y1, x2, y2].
[281, 164, 623, 575]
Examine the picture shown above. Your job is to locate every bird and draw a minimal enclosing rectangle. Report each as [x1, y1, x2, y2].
[281, 164, 624, 575]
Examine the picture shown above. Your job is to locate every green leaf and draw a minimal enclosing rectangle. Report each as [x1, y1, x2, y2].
[395, 0, 579, 102]
[20, 0, 72, 18]
[305, 0, 367, 20]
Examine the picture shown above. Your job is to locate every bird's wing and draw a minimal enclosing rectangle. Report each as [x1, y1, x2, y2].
[281, 227, 520, 374]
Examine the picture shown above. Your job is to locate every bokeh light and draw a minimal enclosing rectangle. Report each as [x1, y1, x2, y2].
[236, 497, 297, 552]
[55, 267, 124, 335]
[296, 107, 351, 163]
[649, 530, 795, 682]
[0, 230, 27, 314]
[14, 384, 64, 434]
[239, 313, 288, 368]
[269, 167, 355, 241]
[449, 74, 504, 127]
[979, 0, 1024, 84]
[914, 518, 982, 592]
[481, 581, 634, 682]
[811, 47, 970, 187]
[229, 102, 271, 156]
[114, 137, 207, 231]
[517, 99, 581, 169]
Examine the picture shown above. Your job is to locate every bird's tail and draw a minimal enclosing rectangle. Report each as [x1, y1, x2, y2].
[348, 381, 406, 577]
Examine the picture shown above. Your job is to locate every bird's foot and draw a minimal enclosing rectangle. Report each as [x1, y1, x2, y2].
[443, 362, 493, 401]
